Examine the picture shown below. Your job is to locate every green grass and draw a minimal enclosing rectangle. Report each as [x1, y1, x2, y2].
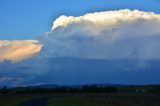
[1, 93, 160, 106]
[47, 93, 160, 106]
[47, 95, 112, 106]
[0, 95, 30, 106]
[0, 94, 50, 106]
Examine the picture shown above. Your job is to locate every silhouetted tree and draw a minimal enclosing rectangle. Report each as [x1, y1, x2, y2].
[156, 85, 160, 92]
[103, 86, 118, 93]
[81, 85, 90, 92]
[89, 85, 100, 93]
[0, 86, 9, 94]
[81, 85, 101, 93]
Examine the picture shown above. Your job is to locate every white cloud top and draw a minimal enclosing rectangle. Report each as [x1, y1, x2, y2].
[0, 40, 42, 62]
[41, 9, 160, 60]
[52, 9, 159, 30]
[1, 9, 160, 85]
[1, 9, 160, 63]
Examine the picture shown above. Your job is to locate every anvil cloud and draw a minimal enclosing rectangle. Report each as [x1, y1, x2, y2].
[1, 9, 160, 86]
[41, 9, 160, 60]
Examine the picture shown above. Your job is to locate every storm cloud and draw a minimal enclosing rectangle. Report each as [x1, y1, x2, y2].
[1, 9, 160, 86]
[40, 9, 160, 60]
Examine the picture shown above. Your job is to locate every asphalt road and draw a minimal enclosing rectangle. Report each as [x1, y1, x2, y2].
[19, 97, 49, 106]
[18, 95, 66, 106]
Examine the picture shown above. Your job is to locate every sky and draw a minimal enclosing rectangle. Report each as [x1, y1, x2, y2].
[1, 0, 160, 86]
[0, 0, 160, 40]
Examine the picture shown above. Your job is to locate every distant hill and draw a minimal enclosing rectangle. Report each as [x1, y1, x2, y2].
[14, 83, 126, 89]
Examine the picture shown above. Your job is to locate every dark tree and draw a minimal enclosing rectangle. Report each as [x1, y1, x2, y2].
[103, 86, 118, 93]
[156, 85, 160, 92]
[81, 85, 90, 92]
[0, 86, 9, 94]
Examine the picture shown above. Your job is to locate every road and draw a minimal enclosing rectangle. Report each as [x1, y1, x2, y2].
[19, 97, 49, 106]
[18, 95, 66, 106]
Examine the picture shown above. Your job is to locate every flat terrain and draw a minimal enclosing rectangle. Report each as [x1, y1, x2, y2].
[19, 97, 49, 106]
[1, 93, 159, 106]
[47, 95, 112, 106]
[0, 94, 51, 106]
[47, 93, 160, 106]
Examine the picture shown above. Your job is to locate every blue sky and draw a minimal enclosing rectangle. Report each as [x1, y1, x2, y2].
[0, 0, 160, 40]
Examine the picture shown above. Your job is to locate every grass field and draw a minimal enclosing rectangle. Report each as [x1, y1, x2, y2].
[0, 93, 160, 106]
[0, 94, 29, 106]
[0, 94, 50, 106]
[47, 95, 112, 106]
[47, 93, 160, 106]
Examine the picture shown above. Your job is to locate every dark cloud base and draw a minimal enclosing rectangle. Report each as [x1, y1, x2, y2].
[0, 58, 160, 86]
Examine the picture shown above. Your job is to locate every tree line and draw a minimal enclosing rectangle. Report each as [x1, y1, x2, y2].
[0, 85, 118, 94]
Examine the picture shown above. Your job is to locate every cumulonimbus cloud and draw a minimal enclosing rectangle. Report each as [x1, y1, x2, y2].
[1, 9, 160, 86]
[1, 9, 160, 62]
[40, 9, 160, 60]
[0, 40, 42, 62]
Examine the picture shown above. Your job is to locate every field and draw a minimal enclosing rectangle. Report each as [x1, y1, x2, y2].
[47, 93, 160, 106]
[0, 94, 50, 106]
[0, 93, 160, 106]
[47, 95, 112, 106]
[0, 85, 160, 106]
[0, 94, 31, 106]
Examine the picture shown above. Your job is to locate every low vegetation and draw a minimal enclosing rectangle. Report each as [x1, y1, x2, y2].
[47, 95, 112, 106]
[0, 84, 160, 106]
[47, 93, 160, 106]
